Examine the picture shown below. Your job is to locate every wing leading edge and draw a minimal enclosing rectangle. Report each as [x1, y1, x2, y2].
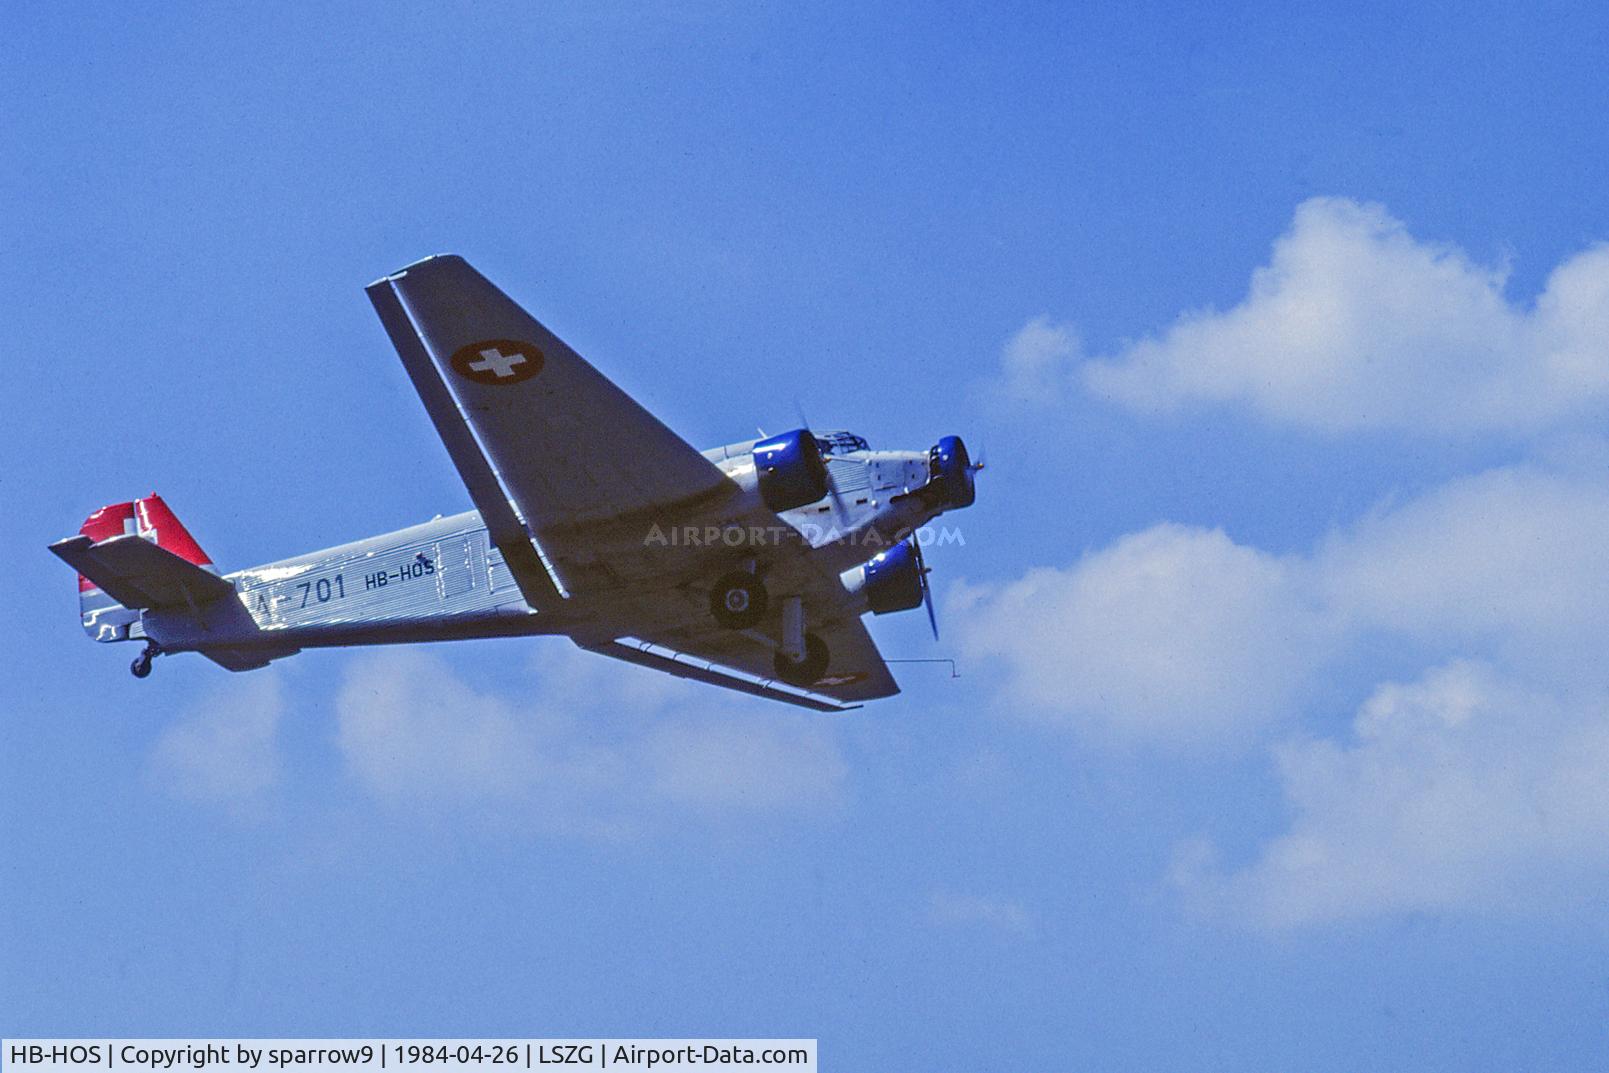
[367, 270, 566, 613]
[367, 254, 901, 709]
[367, 254, 739, 599]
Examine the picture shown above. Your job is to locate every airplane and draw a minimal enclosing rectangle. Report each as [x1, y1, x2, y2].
[49, 255, 982, 711]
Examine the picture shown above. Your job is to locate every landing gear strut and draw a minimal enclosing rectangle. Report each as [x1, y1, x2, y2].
[773, 632, 829, 688]
[710, 571, 768, 629]
[130, 642, 160, 679]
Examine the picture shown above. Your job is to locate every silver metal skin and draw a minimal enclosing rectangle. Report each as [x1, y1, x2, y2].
[779, 596, 806, 663]
[138, 442, 945, 658]
[51, 255, 978, 711]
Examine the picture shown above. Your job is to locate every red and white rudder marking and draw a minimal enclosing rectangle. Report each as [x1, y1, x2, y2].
[75, 494, 216, 641]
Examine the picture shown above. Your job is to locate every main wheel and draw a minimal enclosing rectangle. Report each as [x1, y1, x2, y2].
[710, 571, 768, 629]
[773, 632, 829, 687]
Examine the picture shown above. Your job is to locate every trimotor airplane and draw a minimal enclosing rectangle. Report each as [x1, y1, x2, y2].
[50, 256, 981, 711]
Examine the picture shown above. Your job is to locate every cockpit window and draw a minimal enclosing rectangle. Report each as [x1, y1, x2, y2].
[814, 430, 870, 454]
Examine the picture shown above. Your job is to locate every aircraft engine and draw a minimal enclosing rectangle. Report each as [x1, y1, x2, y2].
[752, 429, 829, 513]
[855, 539, 926, 615]
[928, 435, 976, 510]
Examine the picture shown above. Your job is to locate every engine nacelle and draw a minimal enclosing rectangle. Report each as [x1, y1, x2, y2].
[928, 434, 976, 509]
[847, 539, 925, 615]
[752, 429, 829, 513]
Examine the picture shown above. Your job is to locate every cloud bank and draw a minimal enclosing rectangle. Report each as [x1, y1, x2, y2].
[149, 640, 846, 840]
[951, 525, 1326, 750]
[960, 465, 1609, 750]
[955, 458, 1609, 925]
[1012, 197, 1609, 434]
[334, 645, 847, 836]
[149, 673, 285, 807]
[978, 197, 1609, 924]
[1175, 661, 1609, 928]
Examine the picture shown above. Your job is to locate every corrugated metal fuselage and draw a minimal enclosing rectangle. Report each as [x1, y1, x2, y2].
[135, 448, 944, 662]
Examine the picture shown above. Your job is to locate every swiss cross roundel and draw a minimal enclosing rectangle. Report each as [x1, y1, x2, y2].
[449, 339, 545, 386]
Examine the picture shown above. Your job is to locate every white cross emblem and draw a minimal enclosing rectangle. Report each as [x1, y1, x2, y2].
[466, 347, 527, 379]
[450, 339, 545, 385]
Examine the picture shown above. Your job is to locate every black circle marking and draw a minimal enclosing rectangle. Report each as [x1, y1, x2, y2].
[449, 339, 545, 386]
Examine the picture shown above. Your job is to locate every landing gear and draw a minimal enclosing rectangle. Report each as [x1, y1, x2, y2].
[130, 642, 159, 679]
[773, 632, 829, 687]
[710, 571, 768, 629]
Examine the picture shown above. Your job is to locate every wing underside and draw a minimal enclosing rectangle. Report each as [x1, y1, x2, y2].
[366, 254, 901, 707]
[629, 615, 900, 705]
[367, 254, 742, 600]
[581, 639, 859, 713]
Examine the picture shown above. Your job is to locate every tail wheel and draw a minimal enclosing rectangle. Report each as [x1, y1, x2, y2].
[773, 632, 829, 687]
[710, 571, 768, 629]
[130, 645, 156, 679]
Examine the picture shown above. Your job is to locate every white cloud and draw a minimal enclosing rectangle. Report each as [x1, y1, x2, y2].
[644, 714, 846, 813]
[956, 460, 1609, 924]
[971, 194, 1609, 925]
[1315, 466, 1609, 667]
[148, 672, 285, 807]
[334, 645, 846, 834]
[956, 463, 1609, 751]
[1175, 661, 1609, 928]
[336, 648, 588, 806]
[1061, 197, 1609, 434]
[952, 525, 1328, 750]
[994, 316, 1082, 406]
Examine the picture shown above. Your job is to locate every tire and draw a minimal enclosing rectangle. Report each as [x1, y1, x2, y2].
[710, 571, 768, 629]
[773, 632, 829, 687]
[130, 655, 153, 679]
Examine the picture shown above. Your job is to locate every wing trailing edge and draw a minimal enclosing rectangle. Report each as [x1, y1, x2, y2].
[366, 264, 567, 613]
[579, 638, 862, 713]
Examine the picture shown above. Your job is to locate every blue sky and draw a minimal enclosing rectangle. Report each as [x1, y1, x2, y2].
[7, 2, 1609, 1068]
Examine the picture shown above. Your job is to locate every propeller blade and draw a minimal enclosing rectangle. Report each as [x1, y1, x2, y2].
[797, 398, 852, 530]
[826, 477, 851, 531]
[913, 538, 939, 640]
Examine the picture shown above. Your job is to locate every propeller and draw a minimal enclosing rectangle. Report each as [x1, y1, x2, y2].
[912, 537, 939, 640]
[794, 399, 852, 531]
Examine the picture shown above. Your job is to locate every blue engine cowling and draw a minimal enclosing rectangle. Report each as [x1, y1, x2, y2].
[928, 434, 976, 509]
[861, 539, 925, 615]
[753, 429, 829, 513]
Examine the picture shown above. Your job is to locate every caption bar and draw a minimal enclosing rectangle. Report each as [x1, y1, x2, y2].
[3, 1042, 816, 1073]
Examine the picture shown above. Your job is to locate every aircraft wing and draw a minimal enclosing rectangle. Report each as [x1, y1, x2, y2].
[367, 254, 901, 706]
[367, 254, 740, 603]
[579, 640, 859, 713]
[583, 610, 899, 712]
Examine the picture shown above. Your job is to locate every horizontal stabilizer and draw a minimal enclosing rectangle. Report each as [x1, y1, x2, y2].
[50, 533, 236, 611]
[580, 638, 861, 713]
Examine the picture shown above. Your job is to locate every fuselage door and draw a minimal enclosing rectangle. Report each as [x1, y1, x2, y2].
[435, 537, 479, 599]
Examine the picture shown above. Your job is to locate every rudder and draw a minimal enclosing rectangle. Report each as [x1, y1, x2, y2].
[73, 495, 215, 642]
[133, 494, 213, 569]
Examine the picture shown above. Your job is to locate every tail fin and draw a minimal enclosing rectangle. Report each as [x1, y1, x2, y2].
[74, 501, 138, 641]
[133, 494, 213, 569]
[69, 495, 215, 641]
